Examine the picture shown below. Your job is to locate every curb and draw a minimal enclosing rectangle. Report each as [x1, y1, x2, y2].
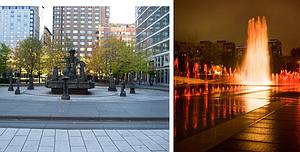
[0, 116, 169, 122]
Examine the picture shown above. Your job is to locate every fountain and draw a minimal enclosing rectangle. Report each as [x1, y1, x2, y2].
[240, 16, 271, 85]
[45, 49, 95, 95]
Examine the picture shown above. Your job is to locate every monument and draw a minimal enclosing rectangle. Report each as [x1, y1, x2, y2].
[127, 73, 136, 94]
[45, 49, 95, 95]
[108, 77, 117, 91]
[15, 71, 20, 95]
[8, 73, 14, 91]
[120, 81, 126, 97]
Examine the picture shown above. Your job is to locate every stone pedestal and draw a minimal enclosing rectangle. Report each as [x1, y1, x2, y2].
[120, 81, 126, 97]
[130, 88, 135, 94]
[27, 75, 34, 90]
[8, 76, 14, 91]
[128, 81, 136, 94]
[61, 76, 70, 100]
[108, 77, 117, 91]
[15, 78, 20, 95]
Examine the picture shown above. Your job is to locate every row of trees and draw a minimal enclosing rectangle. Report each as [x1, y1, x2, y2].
[87, 38, 150, 80]
[0, 37, 151, 82]
[174, 41, 238, 74]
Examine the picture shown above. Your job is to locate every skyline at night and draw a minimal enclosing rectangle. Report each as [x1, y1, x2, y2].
[175, 0, 300, 55]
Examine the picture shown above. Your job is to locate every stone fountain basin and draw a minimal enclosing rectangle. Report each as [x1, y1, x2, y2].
[45, 80, 95, 95]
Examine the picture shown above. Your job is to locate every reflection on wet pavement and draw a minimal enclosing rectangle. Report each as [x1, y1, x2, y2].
[175, 83, 300, 151]
[175, 84, 272, 142]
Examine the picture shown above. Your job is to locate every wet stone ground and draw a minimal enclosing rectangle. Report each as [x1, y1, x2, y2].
[175, 83, 300, 152]
[209, 102, 300, 151]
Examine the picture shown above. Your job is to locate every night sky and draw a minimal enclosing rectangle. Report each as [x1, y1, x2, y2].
[175, 0, 300, 55]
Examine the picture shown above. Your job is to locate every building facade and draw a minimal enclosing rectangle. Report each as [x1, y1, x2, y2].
[111, 23, 135, 42]
[269, 39, 282, 56]
[52, 6, 110, 57]
[41, 26, 52, 47]
[0, 6, 40, 48]
[135, 6, 170, 84]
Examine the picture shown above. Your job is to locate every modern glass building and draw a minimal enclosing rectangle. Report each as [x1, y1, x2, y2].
[0, 6, 40, 48]
[53, 6, 110, 57]
[135, 6, 170, 84]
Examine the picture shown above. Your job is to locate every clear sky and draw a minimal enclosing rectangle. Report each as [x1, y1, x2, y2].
[39, 5, 135, 37]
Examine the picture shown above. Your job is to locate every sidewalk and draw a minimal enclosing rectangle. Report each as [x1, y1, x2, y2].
[0, 128, 169, 152]
[209, 101, 300, 151]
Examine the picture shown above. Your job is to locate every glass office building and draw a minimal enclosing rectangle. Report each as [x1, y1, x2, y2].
[53, 6, 110, 57]
[0, 6, 40, 48]
[135, 6, 170, 84]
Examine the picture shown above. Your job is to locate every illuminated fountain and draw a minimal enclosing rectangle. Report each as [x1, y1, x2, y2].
[240, 16, 272, 85]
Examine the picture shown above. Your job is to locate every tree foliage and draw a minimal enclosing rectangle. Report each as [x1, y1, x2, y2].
[15, 38, 42, 75]
[41, 41, 65, 76]
[291, 47, 300, 59]
[0, 43, 11, 76]
[87, 37, 150, 79]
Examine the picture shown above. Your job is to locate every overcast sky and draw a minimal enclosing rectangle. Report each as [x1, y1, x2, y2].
[175, 0, 300, 56]
[39, 5, 135, 37]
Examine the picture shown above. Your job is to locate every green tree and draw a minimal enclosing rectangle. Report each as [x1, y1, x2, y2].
[87, 37, 150, 80]
[87, 46, 104, 77]
[15, 38, 42, 77]
[0, 43, 11, 76]
[41, 41, 65, 77]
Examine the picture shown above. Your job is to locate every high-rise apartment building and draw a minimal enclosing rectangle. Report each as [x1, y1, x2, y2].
[0, 6, 40, 48]
[52, 6, 110, 57]
[135, 6, 170, 84]
[99, 23, 135, 44]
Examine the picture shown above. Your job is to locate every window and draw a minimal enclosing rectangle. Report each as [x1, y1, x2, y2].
[73, 30, 78, 33]
[73, 42, 78, 45]
[80, 36, 85, 39]
[80, 42, 85, 45]
[87, 48, 92, 51]
[87, 36, 92, 40]
[73, 36, 78, 39]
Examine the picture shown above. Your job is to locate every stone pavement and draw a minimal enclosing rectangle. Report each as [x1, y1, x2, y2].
[0, 128, 169, 152]
[209, 100, 300, 151]
[0, 86, 169, 120]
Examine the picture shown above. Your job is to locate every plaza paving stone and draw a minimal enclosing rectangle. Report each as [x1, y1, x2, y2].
[0, 86, 169, 120]
[209, 102, 300, 152]
[0, 128, 169, 152]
